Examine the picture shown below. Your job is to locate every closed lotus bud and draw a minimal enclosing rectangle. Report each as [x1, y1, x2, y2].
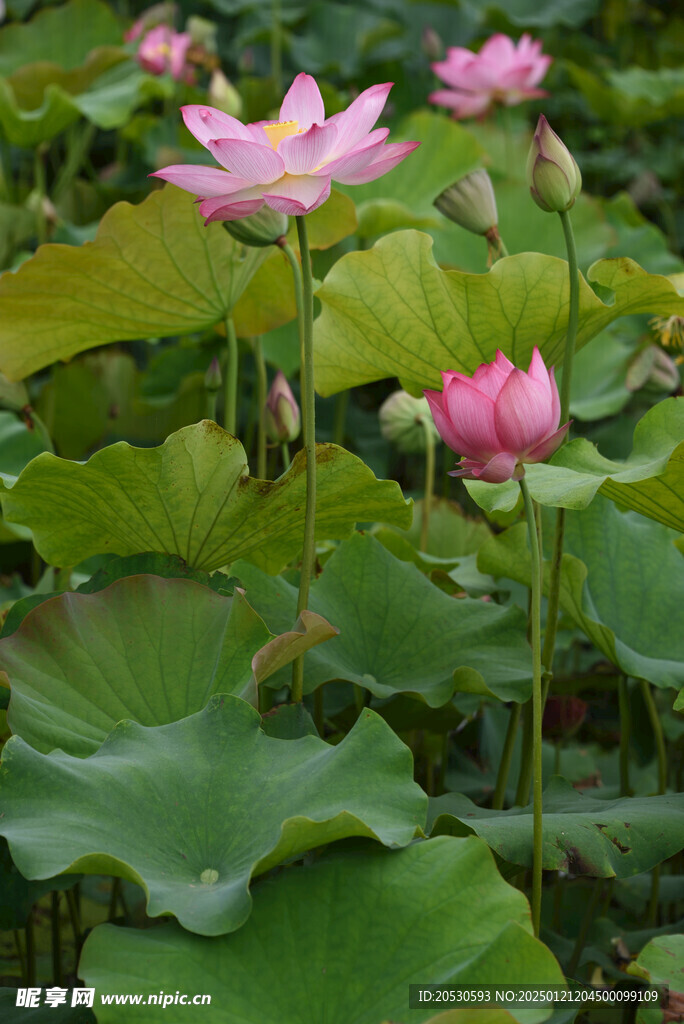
[627, 345, 680, 393]
[208, 69, 242, 118]
[421, 26, 443, 62]
[526, 115, 581, 213]
[379, 390, 440, 455]
[204, 355, 222, 392]
[265, 371, 300, 443]
[223, 206, 288, 248]
[435, 169, 498, 236]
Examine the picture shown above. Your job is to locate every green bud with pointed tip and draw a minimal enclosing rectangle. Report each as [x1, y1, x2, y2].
[223, 206, 288, 248]
[526, 115, 581, 213]
[434, 168, 498, 236]
[204, 356, 222, 393]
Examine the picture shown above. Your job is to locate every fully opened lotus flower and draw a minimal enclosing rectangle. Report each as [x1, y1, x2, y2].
[424, 348, 570, 483]
[151, 72, 420, 221]
[429, 34, 551, 120]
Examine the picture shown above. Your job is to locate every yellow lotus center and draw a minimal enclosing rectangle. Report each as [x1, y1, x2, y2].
[155, 43, 172, 57]
[262, 120, 305, 149]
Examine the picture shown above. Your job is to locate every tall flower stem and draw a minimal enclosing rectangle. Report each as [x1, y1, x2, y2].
[285, 217, 317, 703]
[493, 703, 521, 810]
[540, 209, 580, 706]
[618, 676, 632, 797]
[421, 418, 436, 552]
[641, 679, 667, 794]
[224, 316, 239, 436]
[520, 475, 543, 938]
[253, 336, 268, 479]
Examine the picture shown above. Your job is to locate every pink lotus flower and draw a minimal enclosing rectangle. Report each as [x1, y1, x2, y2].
[136, 25, 194, 82]
[424, 348, 570, 483]
[429, 33, 551, 120]
[150, 72, 419, 222]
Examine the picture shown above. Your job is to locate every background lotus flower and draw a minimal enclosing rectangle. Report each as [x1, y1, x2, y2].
[151, 72, 419, 222]
[429, 33, 551, 119]
[424, 348, 570, 483]
[136, 25, 194, 82]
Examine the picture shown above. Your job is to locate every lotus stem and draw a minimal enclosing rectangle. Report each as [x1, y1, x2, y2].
[520, 475, 543, 938]
[51, 891, 62, 985]
[281, 441, 290, 472]
[640, 679, 667, 794]
[25, 908, 36, 986]
[224, 316, 239, 436]
[253, 336, 268, 479]
[567, 879, 603, 977]
[618, 676, 632, 797]
[493, 702, 521, 810]
[289, 216, 317, 703]
[540, 208, 580, 710]
[421, 418, 436, 552]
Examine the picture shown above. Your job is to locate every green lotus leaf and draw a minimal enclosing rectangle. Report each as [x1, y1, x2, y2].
[467, 398, 684, 532]
[79, 836, 565, 1022]
[627, 934, 684, 1001]
[0, 421, 410, 572]
[0, 0, 122, 77]
[478, 496, 684, 690]
[0, 574, 271, 756]
[0, 697, 426, 935]
[234, 531, 532, 706]
[430, 777, 684, 877]
[0, 186, 270, 381]
[313, 230, 684, 397]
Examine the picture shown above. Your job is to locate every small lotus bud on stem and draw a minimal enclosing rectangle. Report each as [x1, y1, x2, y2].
[224, 206, 289, 248]
[208, 69, 242, 118]
[434, 168, 498, 236]
[526, 115, 581, 213]
[265, 371, 301, 443]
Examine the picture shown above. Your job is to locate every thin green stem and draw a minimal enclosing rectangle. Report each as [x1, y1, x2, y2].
[353, 684, 366, 716]
[52, 122, 96, 203]
[108, 877, 122, 922]
[493, 703, 521, 810]
[33, 147, 47, 246]
[420, 419, 435, 552]
[514, 702, 533, 806]
[65, 886, 81, 954]
[618, 676, 632, 797]
[0, 138, 15, 204]
[206, 389, 218, 422]
[290, 217, 316, 703]
[640, 679, 667, 794]
[439, 732, 449, 793]
[558, 209, 579, 429]
[13, 929, 26, 979]
[539, 209, 580, 710]
[567, 880, 603, 977]
[25, 908, 36, 986]
[253, 336, 268, 479]
[51, 891, 62, 985]
[270, 0, 282, 94]
[520, 476, 543, 938]
[280, 441, 290, 472]
[332, 389, 349, 447]
[223, 316, 239, 435]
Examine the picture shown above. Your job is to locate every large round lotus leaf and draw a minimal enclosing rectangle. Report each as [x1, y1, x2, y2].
[79, 836, 565, 1023]
[0, 0, 121, 76]
[467, 398, 684, 532]
[478, 495, 684, 691]
[0, 185, 358, 380]
[234, 531, 532, 706]
[0, 574, 271, 757]
[0, 697, 426, 936]
[430, 777, 684, 877]
[0, 422, 410, 572]
[313, 230, 684, 397]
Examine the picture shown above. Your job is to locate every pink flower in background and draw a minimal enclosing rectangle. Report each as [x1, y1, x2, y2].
[424, 348, 569, 483]
[429, 34, 551, 119]
[136, 25, 194, 82]
[151, 72, 419, 221]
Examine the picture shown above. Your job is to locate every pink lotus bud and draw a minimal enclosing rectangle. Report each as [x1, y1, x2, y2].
[204, 356, 222, 392]
[265, 371, 300, 443]
[137, 25, 194, 83]
[424, 348, 570, 483]
[527, 115, 581, 213]
[421, 26, 443, 62]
